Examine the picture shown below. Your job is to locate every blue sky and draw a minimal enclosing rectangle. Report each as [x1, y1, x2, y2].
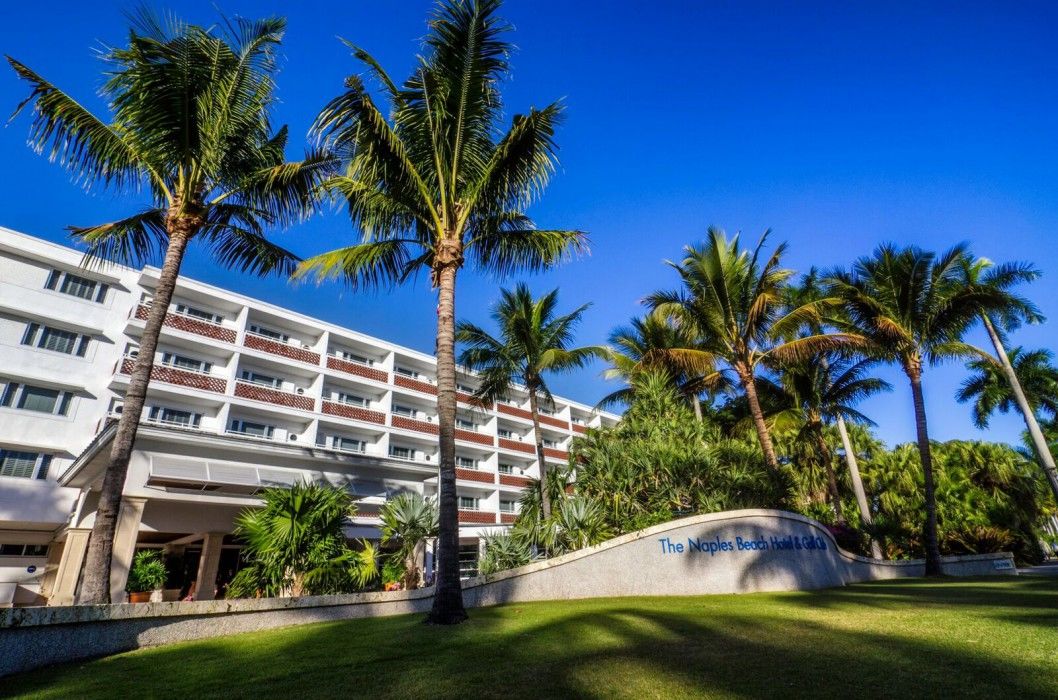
[1, 1, 1054, 448]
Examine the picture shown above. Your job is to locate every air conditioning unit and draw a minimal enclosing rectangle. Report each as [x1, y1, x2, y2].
[128, 349, 140, 358]
[301, 343, 311, 350]
[295, 388, 305, 395]
[289, 435, 298, 442]
[427, 416, 434, 422]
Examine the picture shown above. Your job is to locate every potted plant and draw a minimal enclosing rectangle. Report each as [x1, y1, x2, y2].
[126, 550, 168, 603]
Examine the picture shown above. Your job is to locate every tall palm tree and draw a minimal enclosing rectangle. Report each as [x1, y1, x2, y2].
[7, 13, 330, 603]
[958, 257, 1058, 502]
[648, 228, 850, 476]
[827, 243, 1014, 575]
[295, 0, 584, 624]
[456, 284, 606, 519]
[959, 346, 1058, 424]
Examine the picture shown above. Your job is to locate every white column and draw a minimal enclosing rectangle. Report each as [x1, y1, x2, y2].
[108, 497, 147, 603]
[194, 533, 226, 601]
[48, 528, 91, 606]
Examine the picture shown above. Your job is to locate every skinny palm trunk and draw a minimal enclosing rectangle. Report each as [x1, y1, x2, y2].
[528, 390, 552, 520]
[736, 364, 781, 475]
[427, 261, 468, 624]
[981, 315, 1058, 502]
[691, 396, 703, 422]
[811, 419, 845, 526]
[78, 226, 192, 604]
[904, 360, 943, 576]
[836, 416, 883, 559]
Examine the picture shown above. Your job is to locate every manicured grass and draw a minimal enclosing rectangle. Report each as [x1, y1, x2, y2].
[6, 577, 1058, 699]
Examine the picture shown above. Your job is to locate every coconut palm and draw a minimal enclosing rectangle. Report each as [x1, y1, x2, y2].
[456, 284, 606, 519]
[380, 492, 439, 590]
[648, 228, 851, 476]
[7, 13, 331, 603]
[958, 348, 1058, 428]
[295, 0, 584, 624]
[827, 243, 1015, 574]
[958, 257, 1058, 502]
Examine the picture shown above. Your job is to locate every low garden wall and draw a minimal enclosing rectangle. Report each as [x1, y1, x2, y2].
[0, 509, 1015, 678]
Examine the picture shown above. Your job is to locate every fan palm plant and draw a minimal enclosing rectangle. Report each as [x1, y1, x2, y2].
[958, 257, 1058, 502]
[648, 228, 851, 476]
[827, 243, 1015, 574]
[456, 285, 605, 519]
[379, 492, 439, 590]
[295, 0, 584, 624]
[7, 13, 331, 603]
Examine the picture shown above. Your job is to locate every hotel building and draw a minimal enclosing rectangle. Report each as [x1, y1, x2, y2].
[0, 227, 618, 606]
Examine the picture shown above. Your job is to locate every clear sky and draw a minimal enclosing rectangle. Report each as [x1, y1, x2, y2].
[1, 1, 1054, 448]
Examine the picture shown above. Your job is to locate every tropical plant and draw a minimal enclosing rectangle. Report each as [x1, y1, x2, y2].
[7, 13, 331, 603]
[227, 483, 377, 598]
[478, 530, 532, 575]
[295, 0, 584, 625]
[379, 492, 439, 590]
[958, 348, 1058, 427]
[648, 228, 850, 478]
[827, 243, 1018, 574]
[126, 550, 168, 594]
[457, 284, 605, 519]
[958, 256, 1058, 502]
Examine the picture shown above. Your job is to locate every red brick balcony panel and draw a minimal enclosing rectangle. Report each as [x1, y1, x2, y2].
[497, 403, 533, 421]
[499, 474, 532, 488]
[244, 334, 320, 365]
[456, 468, 495, 484]
[135, 305, 236, 343]
[235, 381, 315, 411]
[321, 401, 386, 425]
[390, 415, 438, 435]
[326, 356, 389, 383]
[544, 448, 569, 461]
[572, 424, 587, 435]
[394, 374, 437, 396]
[538, 414, 570, 430]
[119, 358, 227, 393]
[500, 513, 516, 524]
[498, 438, 535, 454]
[457, 392, 491, 409]
[456, 429, 494, 446]
[458, 510, 497, 525]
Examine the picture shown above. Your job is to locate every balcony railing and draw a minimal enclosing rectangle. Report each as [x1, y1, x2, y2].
[499, 513, 516, 524]
[544, 447, 569, 462]
[118, 357, 227, 394]
[393, 373, 437, 396]
[134, 304, 236, 343]
[326, 355, 389, 383]
[224, 428, 277, 442]
[498, 438, 535, 455]
[496, 403, 533, 421]
[458, 509, 498, 525]
[321, 400, 387, 425]
[499, 473, 532, 488]
[243, 331, 321, 365]
[143, 415, 206, 431]
[572, 423, 588, 435]
[234, 380, 315, 411]
[455, 467, 495, 484]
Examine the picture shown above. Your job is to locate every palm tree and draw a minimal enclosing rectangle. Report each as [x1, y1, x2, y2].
[958, 348, 1058, 427]
[648, 228, 849, 476]
[380, 492, 439, 590]
[777, 353, 891, 527]
[295, 0, 584, 624]
[958, 257, 1058, 502]
[827, 243, 1014, 574]
[456, 284, 606, 519]
[7, 13, 331, 604]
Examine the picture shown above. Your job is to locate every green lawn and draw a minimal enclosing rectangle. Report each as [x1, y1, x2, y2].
[6, 577, 1058, 699]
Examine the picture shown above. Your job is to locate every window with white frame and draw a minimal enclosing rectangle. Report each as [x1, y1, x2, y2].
[542, 438, 558, 448]
[389, 445, 412, 460]
[175, 303, 222, 324]
[240, 370, 281, 388]
[148, 406, 201, 428]
[391, 404, 415, 418]
[162, 353, 212, 374]
[394, 366, 420, 379]
[458, 496, 480, 510]
[498, 463, 519, 475]
[499, 499, 516, 514]
[0, 383, 73, 416]
[497, 428, 514, 439]
[455, 456, 476, 469]
[538, 406, 554, 416]
[457, 383, 475, 394]
[248, 324, 288, 342]
[0, 544, 49, 556]
[21, 323, 90, 357]
[333, 436, 366, 453]
[335, 391, 366, 407]
[45, 270, 109, 303]
[229, 419, 274, 439]
[336, 350, 372, 366]
[571, 416, 586, 425]
[0, 449, 52, 480]
[456, 417, 476, 430]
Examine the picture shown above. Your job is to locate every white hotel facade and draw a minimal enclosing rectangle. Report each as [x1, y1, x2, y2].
[0, 227, 618, 606]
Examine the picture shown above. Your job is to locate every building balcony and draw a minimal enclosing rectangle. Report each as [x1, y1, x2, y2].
[498, 438, 535, 455]
[572, 423, 588, 435]
[243, 331, 321, 365]
[326, 355, 389, 383]
[393, 373, 437, 396]
[458, 509, 497, 525]
[544, 448, 569, 462]
[455, 467, 496, 484]
[496, 403, 533, 421]
[538, 414, 571, 431]
[499, 473, 532, 488]
[500, 513, 516, 524]
[455, 428, 494, 447]
[135, 304, 236, 343]
[321, 400, 387, 425]
[390, 414, 438, 435]
[234, 380, 315, 412]
[118, 357, 227, 394]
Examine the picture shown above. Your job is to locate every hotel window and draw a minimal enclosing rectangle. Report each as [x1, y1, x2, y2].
[497, 428, 514, 439]
[456, 418, 476, 430]
[500, 500, 516, 514]
[458, 496, 480, 510]
[389, 446, 412, 460]
[334, 436, 366, 453]
[0, 450, 52, 480]
[240, 370, 281, 388]
[394, 366, 420, 379]
[538, 406, 554, 416]
[455, 456, 476, 469]
[457, 383, 475, 394]
[391, 404, 415, 418]
[248, 324, 289, 342]
[229, 419, 274, 439]
[162, 353, 212, 374]
[337, 350, 372, 366]
[45, 270, 109, 303]
[148, 407, 201, 428]
[336, 392, 366, 407]
[21, 323, 90, 357]
[175, 304, 222, 324]
[542, 439, 558, 448]
[498, 463, 518, 475]
[571, 417, 586, 425]
[0, 383, 72, 416]
[0, 544, 49, 557]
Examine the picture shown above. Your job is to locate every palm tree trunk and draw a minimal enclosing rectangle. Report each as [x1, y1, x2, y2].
[903, 358, 943, 576]
[811, 420, 845, 525]
[78, 228, 191, 604]
[527, 389, 552, 520]
[736, 363, 782, 475]
[426, 259, 468, 625]
[836, 416, 883, 559]
[691, 396, 703, 422]
[982, 314, 1058, 503]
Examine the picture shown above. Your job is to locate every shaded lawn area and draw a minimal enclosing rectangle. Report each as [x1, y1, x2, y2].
[5, 577, 1058, 699]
